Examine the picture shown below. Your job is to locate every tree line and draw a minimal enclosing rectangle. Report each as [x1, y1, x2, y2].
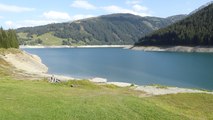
[0, 27, 19, 48]
[135, 4, 213, 46]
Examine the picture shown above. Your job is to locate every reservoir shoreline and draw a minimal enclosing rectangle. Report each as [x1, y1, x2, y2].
[20, 45, 213, 53]
[3, 48, 212, 96]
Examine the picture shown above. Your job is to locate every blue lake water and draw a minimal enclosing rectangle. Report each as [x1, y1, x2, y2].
[23, 48, 213, 90]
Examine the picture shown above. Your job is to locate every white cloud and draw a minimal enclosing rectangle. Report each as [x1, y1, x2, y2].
[5, 20, 57, 28]
[0, 3, 35, 12]
[102, 5, 130, 13]
[126, 0, 141, 5]
[71, 0, 96, 10]
[124, 0, 150, 16]
[5, 21, 14, 28]
[42, 11, 94, 21]
[70, 0, 149, 16]
[43, 11, 71, 20]
[0, 16, 3, 19]
[132, 4, 148, 11]
[102, 5, 150, 16]
[21, 20, 58, 27]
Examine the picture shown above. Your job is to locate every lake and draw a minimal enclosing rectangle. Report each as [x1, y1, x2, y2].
[23, 48, 213, 90]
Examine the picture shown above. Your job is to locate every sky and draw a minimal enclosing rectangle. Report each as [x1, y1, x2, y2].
[0, 0, 212, 29]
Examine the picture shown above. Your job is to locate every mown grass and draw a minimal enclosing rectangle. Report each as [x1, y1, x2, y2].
[0, 78, 212, 120]
[147, 93, 213, 119]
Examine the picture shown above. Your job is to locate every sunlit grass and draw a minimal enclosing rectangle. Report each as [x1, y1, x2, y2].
[0, 78, 212, 120]
[36, 32, 65, 45]
[147, 93, 213, 119]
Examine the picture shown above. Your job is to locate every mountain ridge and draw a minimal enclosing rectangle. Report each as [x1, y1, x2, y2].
[16, 13, 186, 45]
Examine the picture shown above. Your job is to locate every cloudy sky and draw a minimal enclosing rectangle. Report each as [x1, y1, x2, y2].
[0, 0, 212, 29]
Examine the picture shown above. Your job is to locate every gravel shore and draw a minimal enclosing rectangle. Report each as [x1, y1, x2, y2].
[132, 46, 213, 53]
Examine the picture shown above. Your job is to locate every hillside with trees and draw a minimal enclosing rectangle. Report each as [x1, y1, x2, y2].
[0, 28, 19, 48]
[135, 4, 213, 46]
[16, 13, 186, 46]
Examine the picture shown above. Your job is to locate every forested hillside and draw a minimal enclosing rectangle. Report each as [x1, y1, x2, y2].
[16, 14, 185, 45]
[135, 4, 213, 46]
[0, 28, 19, 48]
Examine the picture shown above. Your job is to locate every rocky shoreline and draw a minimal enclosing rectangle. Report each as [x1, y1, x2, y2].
[132, 46, 213, 53]
[89, 77, 213, 96]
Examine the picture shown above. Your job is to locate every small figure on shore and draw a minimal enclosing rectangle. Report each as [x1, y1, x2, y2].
[50, 75, 54, 83]
[49, 75, 60, 83]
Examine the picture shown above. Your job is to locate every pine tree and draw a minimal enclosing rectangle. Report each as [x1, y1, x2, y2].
[0, 27, 19, 49]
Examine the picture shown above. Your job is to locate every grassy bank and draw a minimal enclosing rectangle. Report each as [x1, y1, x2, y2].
[0, 78, 212, 120]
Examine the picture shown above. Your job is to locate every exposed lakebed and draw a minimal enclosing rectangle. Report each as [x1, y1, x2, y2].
[23, 48, 213, 90]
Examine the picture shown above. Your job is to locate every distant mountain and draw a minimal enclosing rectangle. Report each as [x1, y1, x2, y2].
[16, 13, 185, 46]
[135, 3, 213, 46]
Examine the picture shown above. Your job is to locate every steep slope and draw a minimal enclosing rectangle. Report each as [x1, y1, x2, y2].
[135, 4, 213, 46]
[0, 49, 48, 74]
[17, 13, 185, 45]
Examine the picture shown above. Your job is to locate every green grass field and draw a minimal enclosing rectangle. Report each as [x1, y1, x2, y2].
[0, 78, 212, 120]
[36, 33, 65, 45]
[17, 32, 65, 46]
